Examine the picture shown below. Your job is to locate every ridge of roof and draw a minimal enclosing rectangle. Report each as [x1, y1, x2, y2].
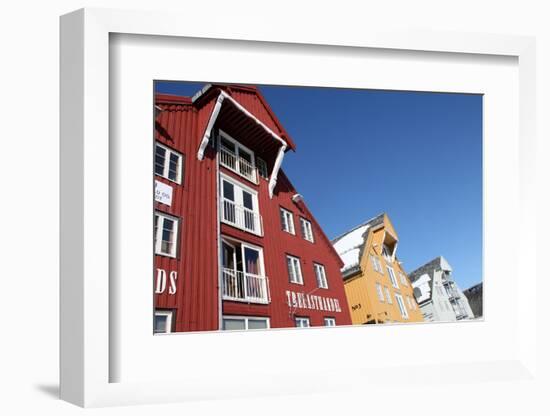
[331, 213, 385, 244]
[155, 93, 193, 105]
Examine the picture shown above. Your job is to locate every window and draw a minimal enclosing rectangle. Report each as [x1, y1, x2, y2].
[324, 317, 336, 327]
[370, 254, 383, 273]
[280, 208, 295, 234]
[257, 157, 269, 179]
[410, 296, 417, 310]
[384, 286, 393, 304]
[222, 316, 270, 331]
[399, 272, 408, 286]
[314, 263, 328, 289]
[154, 310, 173, 334]
[395, 294, 409, 319]
[295, 317, 310, 328]
[154, 212, 179, 257]
[287, 255, 303, 284]
[376, 282, 385, 302]
[221, 175, 261, 235]
[382, 244, 393, 262]
[155, 142, 183, 184]
[221, 239, 269, 303]
[387, 266, 399, 289]
[219, 131, 257, 183]
[300, 217, 315, 242]
[406, 296, 412, 310]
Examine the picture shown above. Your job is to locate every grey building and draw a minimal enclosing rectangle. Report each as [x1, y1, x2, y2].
[463, 282, 483, 318]
[409, 256, 474, 322]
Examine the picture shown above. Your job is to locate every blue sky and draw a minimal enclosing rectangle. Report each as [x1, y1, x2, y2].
[156, 81, 482, 290]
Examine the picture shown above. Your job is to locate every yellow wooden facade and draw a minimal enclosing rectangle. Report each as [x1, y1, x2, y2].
[340, 214, 424, 325]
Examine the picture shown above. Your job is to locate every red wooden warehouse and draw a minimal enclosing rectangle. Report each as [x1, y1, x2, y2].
[153, 84, 351, 333]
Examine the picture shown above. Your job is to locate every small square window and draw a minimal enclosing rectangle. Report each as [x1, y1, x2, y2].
[154, 310, 173, 334]
[155, 212, 179, 257]
[155, 142, 184, 184]
[295, 317, 310, 328]
[324, 317, 336, 327]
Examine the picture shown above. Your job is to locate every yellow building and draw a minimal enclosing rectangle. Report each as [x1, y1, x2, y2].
[332, 213, 423, 324]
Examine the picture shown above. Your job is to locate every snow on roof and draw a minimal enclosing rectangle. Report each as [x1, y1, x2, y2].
[332, 224, 370, 273]
[412, 273, 432, 303]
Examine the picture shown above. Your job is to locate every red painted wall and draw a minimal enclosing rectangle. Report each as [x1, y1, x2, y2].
[154, 86, 351, 332]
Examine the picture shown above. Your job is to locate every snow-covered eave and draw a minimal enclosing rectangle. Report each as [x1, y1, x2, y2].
[197, 90, 287, 198]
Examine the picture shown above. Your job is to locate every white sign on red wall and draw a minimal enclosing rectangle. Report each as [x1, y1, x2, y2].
[155, 180, 173, 206]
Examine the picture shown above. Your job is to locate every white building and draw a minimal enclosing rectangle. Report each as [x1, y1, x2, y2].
[409, 256, 474, 322]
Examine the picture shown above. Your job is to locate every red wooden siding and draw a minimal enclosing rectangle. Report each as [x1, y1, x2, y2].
[154, 85, 351, 332]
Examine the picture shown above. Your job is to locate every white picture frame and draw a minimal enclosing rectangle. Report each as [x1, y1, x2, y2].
[60, 7, 539, 408]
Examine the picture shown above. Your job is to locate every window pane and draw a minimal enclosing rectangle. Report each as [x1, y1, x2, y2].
[221, 137, 235, 152]
[223, 318, 245, 330]
[154, 315, 167, 333]
[239, 148, 252, 163]
[248, 319, 268, 330]
[155, 145, 166, 176]
[242, 191, 253, 210]
[223, 181, 235, 201]
[244, 247, 260, 275]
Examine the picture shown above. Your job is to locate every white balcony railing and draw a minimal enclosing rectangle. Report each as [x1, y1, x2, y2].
[219, 145, 258, 183]
[221, 198, 263, 236]
[222, 268, 270, 304]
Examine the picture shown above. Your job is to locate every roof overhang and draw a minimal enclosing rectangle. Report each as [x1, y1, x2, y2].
[197, 91, 287, 198]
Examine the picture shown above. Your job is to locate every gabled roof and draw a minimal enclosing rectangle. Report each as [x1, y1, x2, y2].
[331, 213, 386, 277]
[190, 83, 296, 152]
[409, 256, 452, 284]
[409, 256, 454, 304]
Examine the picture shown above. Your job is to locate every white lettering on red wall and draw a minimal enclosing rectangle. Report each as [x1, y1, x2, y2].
[155, 268, 178, 295]
[285, 290, 342, 313]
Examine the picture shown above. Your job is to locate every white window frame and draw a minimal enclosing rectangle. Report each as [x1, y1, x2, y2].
[395, 294, 409, 319]
[406, 295, 412, 310]
[314, 263, 329, 289]
[220, 173, 262, 236]
[154, 310, 173, 334]
[287, 255, 303, 284]
[387, 265, 399, 289]
[256, 156, 269, 179]
[399, 272, 408, 286]
[295, 317, 310, 328]
[155, 141, 183, 184]
[154, 212, 179, 258]
[376, 282, 385, 303]
[324, 317, 336, 327]
[300, 217, 315, 242]
[222, 315, 270, 331]
[218, 130, 257, 183]
[384, 286, 393, 304]
[370, 254, 383, 274]
[280, 207, 295, 234]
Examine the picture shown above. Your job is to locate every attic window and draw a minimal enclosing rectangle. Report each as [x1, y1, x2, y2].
[256, 157, 268, 179]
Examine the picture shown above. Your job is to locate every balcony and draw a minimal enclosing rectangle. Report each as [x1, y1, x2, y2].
[219, 145, 258, 184]
[222, 268, 270, 304]
[221, 198, 263, 236]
